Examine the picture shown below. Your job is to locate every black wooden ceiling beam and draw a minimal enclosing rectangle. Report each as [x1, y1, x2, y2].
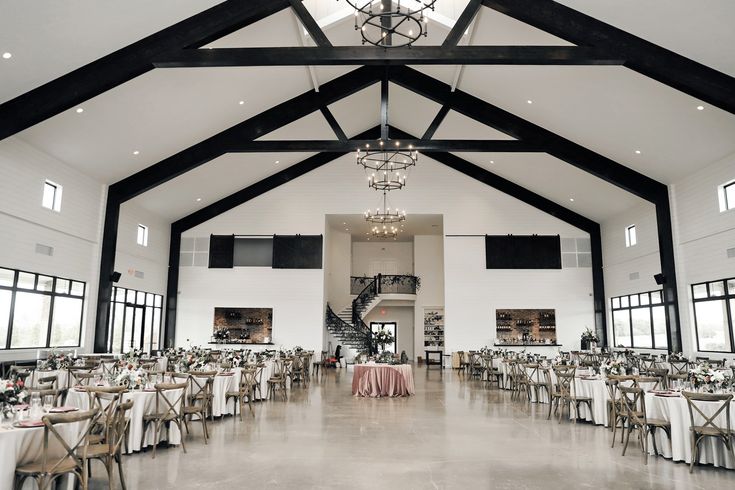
[154, 45, 623, 68]
[110, 66, 381, 200]
[422, 105, 451, 139]
[288, 0, 332, 47]
[0, 0, 291, 142]
[224, 139, 538, 152]
[389, 66, 663, 200]
[443, 0, 483, 47]
[482, 0, 735, 115]
[319, 107, 347, 141]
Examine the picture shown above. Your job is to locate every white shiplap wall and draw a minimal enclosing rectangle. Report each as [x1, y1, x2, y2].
[177, 154, 594, 353]
[0, 137, 105, 360]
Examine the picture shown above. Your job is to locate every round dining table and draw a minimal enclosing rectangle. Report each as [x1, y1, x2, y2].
[351, 363, 415, 397]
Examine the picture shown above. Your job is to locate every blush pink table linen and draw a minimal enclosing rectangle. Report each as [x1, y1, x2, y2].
[352, 364, 415, 397]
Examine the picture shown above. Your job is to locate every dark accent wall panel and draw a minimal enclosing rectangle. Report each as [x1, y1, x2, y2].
[272, 235, 323, 269]
[208, 235, 234, 268]
[485, 235, 561, 269]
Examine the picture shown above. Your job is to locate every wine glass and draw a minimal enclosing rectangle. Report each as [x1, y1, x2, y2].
[43, 395, 54, 413]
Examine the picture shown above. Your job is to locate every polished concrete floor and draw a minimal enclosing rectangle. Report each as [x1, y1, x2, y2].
[94, 366, 734, 489]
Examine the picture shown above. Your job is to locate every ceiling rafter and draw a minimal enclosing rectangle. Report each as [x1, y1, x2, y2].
[288, 0, 332, 47]
[482, 0, 735, 115]
[154, 45, 624, 67]
[422, 105, 451, 140]
[0, 0, 292, 142]
[443, 0, 483, 47]
[110, 66, 381, 201]
[388, 65, 681, 352]
[319, 107, 348, 141]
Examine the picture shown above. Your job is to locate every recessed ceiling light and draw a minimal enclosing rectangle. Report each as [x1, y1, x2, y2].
[527, 100, 533, 104]
[696, 105, 704, 111]
[634, 150, 641, 154]
[569, 198, 575, 202]
[2, 52, 11, 59]
[132, 150, 140, 155]
[239, 100, 245, 105]
[75, 107, 84, 113]
[489, 160, 494, 164]
[275, 160, 279, 164]
[196, 198, 202, 202]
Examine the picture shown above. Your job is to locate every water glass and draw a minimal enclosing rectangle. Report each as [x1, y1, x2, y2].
[43, 395, 54, 412]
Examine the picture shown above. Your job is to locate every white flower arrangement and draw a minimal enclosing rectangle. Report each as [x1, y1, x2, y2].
[600, 358, 626, 376]
[115, 366, 148, 390]
[689, 363, 732, 392]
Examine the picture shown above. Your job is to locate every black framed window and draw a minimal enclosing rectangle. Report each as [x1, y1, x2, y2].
[107, 286, 163, 354]
[691, 277, 735, 353]
[0, 266, 85, 350]
[723, 181, 735, 211]
[610, 290, 667, 349]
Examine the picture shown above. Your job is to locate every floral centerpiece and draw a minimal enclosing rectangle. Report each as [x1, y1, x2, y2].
[178, 346, 212, 372]
[668, 351, 687, 362]
[373, 328, 395, 353]
[40, 349, 72, 370]
[1, 377, 27, 419]
[121, 348, 144, 366]
[375, 351, 396, 364]
[164, 347, 185, 359]
[600, 358, 626, 376]
[688, 363, 733, 392]
[115, 365, 148, 390]
[222, 349, 246, 368]
[581, 328, 599, 350]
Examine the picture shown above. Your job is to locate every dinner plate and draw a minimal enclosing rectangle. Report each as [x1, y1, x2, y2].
[49, 406, 79, 413]
[13, 420, 44, 428]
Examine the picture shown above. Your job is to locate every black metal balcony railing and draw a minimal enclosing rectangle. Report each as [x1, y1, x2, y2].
[350, 274, 420, 295]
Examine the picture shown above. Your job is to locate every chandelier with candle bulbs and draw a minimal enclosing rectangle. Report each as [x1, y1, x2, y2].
[364, 191, 406, 225]
[340, 1, 436, 48]
[371, 224, 399, 240]
[357, 140, 417, 191]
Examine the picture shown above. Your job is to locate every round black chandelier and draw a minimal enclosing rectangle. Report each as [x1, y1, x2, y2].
[341, 1, 437, 48]
[357, 140, 417, 191]
[371, 223, 399, 240]
[364, 191, 407, 224]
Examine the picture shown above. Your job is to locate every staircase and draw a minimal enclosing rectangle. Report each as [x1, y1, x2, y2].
[325, 274, 419, 353]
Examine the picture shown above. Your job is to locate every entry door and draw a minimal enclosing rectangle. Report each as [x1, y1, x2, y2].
[371, 322, 397, 353]
[121, 303, 146, 354]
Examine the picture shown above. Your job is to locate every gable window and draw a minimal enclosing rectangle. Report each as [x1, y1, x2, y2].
[625, 225, 637, 247]
[136, 224, 149, 247]
[42, 180, 62, 212]
[719, 180, 735, 212]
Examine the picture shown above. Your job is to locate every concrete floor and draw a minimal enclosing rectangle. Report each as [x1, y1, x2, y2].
[96, 366, 735, 489]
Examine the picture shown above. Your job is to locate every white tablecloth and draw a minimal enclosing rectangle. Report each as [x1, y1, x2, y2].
[646, 393, 735, 469]
[0, 420, 80, 489]
[66, 388, 182, 454]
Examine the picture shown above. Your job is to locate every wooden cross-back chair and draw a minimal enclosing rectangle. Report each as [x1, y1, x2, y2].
[14, 408, 100, 490]
[617, 385, 671, 465]
[140, 381, 188, 459]
[682, 392, 735, 473]
[183, 371, 216, 442]
[83, 399, 134, 490]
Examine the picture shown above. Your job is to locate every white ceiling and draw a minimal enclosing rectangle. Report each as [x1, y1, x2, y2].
[3, 1, 735, 227]
[0, 0, 223, 104]
[556, 0, 735, 77]
[327, 214, 443, 242]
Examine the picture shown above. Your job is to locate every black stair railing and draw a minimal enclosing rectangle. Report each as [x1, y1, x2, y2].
[325, 303, 371, 351]
[350, 274, 420, 295]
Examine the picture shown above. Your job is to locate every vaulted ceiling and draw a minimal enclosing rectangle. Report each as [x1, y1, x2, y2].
[2, 0, 735, 224]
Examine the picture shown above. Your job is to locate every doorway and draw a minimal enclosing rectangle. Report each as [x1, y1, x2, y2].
[370, 322, 397, 353]
[108, 286, 163, 354]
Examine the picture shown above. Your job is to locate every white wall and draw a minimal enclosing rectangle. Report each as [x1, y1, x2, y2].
[0, 137, 105, 360]
[324, 227, 351, 311]
[115, 201, 170, 296]
[176, 154, 595, 355]
[351, 241, 414, 276]
[413, 235, 444, 359]
[671, 150, 735, 356]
